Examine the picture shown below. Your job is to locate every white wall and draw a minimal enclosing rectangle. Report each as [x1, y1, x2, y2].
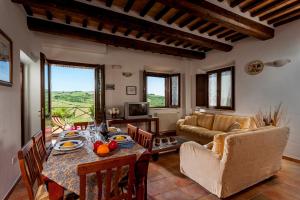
[194, 20, 300, 160]
[38, 33, 199, 118]
[0, 1, 42, 199]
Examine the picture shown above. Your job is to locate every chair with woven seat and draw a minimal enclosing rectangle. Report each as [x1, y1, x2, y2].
[127, 124, 139, 141]
[78, 155, 136, 200]
[74, 121, 89, 130]
[18, 140, 64, 200]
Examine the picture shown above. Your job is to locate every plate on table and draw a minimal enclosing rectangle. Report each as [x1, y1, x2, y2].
[108, 127, 121, 133]
[54, 140, 84, 151]
[110, 135, 132, 143]
[60, 130, 81, 139]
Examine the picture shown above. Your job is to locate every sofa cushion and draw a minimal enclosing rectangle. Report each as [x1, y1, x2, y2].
[193, 113, 215, 130]
[227, 121, 241, 132]
[183, 115, 198, 126]
[212, 114, 251, 132]
[180, 125, 223, 139]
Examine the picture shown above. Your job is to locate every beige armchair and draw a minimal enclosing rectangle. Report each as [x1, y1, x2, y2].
[180, 127, 289, 198]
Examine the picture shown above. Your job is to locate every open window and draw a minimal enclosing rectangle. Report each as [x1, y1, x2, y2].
[143, 71, 180, 108]
[196, 66, 235, 110]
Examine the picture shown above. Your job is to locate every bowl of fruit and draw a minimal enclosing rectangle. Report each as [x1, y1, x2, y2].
[93, 140, 119, 157]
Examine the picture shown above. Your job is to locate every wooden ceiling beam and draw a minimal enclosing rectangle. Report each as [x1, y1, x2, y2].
[154, 5, 171, 21]
[167, 10, 185, 24]
[65, 15, 71, 24]
[140, 0, 156, 17]
[241, 0, 265, 13]
[106, 0, 114, 7]
[27, 17, 205, 59]
[273, 12, 300, 26]
[12, 0, 232, 52]
[124, 0, 135, 12]
[260, 1, 300, 21]
[189, 20, 208, 31]
[156, 0, 274, 40]
[178, 15, 197, 28]
[251, 0, 296, 17]
[268, 8, 300, 24]
[23, 4, 33, 16]
[230, 0, 246, 8]
[45, 10, 53, 20]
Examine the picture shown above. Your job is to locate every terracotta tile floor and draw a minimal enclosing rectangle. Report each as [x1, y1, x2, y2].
[8, 152, 300, 200]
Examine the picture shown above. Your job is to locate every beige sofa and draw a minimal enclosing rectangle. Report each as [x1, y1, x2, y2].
[176, 112, 254, 144]
[180, 126, 289, 198]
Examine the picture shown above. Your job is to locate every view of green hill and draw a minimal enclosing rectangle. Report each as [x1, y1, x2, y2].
[147, 94, 165, 107]
[51, 91, 94, 124]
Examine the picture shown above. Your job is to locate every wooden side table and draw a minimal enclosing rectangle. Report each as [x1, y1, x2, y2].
[106, 117, 160, 136]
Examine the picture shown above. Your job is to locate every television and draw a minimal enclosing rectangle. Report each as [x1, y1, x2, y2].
[124, 102, 150, 119]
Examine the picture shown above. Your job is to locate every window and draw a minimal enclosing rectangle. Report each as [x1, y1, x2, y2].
[196, 66, 234, 110]
[143, 71, 180, 108]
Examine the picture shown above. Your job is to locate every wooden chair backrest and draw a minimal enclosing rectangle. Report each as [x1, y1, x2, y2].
[32, 130, 46, 171]
[137, 129, 154, 152]
[127, 124, 138, 141]
[18, 140, 43, 200]
[77, 155, 136, 200]
[74, 122, 89, 130]
[135, 151, 151, 200]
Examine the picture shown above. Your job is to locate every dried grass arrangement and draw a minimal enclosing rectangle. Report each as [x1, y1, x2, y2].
[254, 103, 288, 127]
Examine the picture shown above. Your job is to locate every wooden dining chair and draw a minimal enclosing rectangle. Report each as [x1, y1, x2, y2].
[137, 129, 154, 152]
[127, 124, 138, 141]
[74, 122, 89, 130]
[18, 140, 44, 200]
[135, 151, 151, 200]
[77, 155, 136, 200]
[18, 140, 65, 200]
[32, 130, 48, 171]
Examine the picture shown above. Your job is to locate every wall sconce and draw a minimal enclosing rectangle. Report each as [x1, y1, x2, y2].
[246, 59, 291, 75]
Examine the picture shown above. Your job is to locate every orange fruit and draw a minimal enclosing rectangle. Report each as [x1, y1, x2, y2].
[97, 144, 110, 154]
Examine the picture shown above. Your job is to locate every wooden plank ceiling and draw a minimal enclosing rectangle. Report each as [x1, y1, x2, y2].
[12, 0, 300, 60]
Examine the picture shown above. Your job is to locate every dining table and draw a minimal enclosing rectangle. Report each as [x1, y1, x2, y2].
[42, 130, 146, 199]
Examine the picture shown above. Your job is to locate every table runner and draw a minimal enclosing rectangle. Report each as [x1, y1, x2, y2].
[42, 131, 146, 199]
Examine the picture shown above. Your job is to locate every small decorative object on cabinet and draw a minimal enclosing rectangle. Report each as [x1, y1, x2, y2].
[126, 86, 137, 95]
[108, 107, 120, 119]
[0, 29, 13, 86]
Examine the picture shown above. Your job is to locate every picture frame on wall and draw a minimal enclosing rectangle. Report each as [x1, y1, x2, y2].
[126, 86, 137, 95]
[0, 29, 13, 87]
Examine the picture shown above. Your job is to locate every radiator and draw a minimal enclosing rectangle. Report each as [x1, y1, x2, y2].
[154, 112, 180, 132]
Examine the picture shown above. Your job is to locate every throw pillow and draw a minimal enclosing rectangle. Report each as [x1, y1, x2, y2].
[183, 115, 197, 126]
[227, 121, 241, 132]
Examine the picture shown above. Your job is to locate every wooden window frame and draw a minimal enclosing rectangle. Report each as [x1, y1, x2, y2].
[207, 66, 235, 110]
[45, 59, 106, 123]
[143, 71, 181, 108]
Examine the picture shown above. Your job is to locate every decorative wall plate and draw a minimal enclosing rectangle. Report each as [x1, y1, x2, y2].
[245, 60, 264, 75]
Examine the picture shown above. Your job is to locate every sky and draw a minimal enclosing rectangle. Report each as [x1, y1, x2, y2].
[0, 61, 9, 82]
[51, 65, 95, 92]
[147, 76, 165, 96]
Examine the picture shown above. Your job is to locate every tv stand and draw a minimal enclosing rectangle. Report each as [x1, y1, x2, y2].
[106, 117, 159, 135]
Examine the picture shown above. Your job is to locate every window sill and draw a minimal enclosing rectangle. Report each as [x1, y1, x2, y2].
[196, 107, 235, 113]
[150, 107, 181, 110]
